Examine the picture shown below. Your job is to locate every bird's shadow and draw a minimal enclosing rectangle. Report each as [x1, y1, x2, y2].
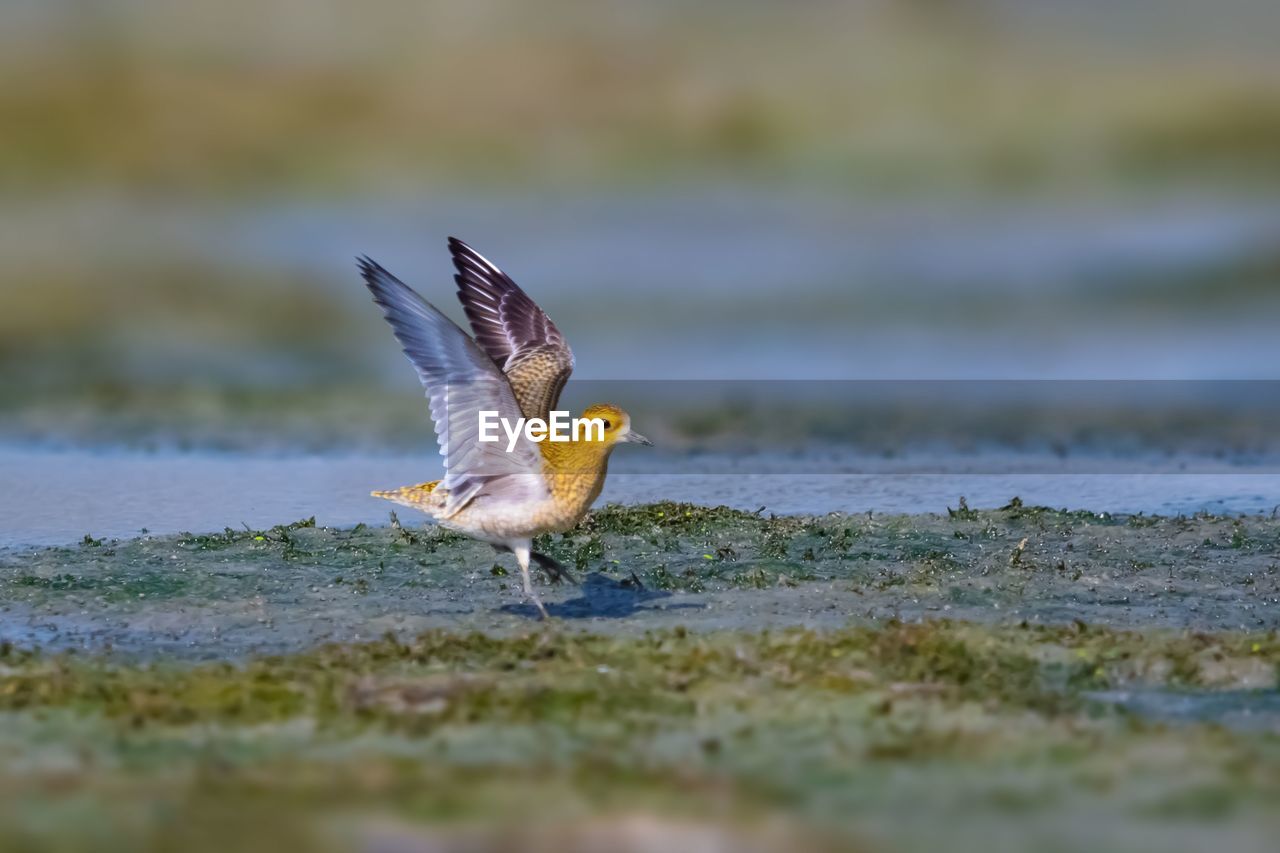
[499, 572, 703, 620]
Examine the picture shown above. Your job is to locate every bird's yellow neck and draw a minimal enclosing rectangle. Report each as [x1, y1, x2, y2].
[538, 438, 615, 511]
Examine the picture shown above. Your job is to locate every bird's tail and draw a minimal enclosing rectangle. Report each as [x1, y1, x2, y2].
[371, 480, 442, 509]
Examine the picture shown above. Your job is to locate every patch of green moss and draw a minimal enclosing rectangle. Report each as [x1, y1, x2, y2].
[3, 622, 1275, 726]
[582, 502, 766, 536]
[0, 620, 1278, 851]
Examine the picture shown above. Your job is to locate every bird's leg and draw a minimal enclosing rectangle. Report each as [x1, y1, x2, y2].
[531, 551, 579, 586]
[513, 543, 548, 619]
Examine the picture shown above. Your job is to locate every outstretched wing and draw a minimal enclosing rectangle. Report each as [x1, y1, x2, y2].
[450, 237, 574, 421]
[358, 256, 548, 515]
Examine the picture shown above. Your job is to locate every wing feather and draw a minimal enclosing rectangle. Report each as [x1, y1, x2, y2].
[450, 237, 574, 420]
[358, 256, 548, 514]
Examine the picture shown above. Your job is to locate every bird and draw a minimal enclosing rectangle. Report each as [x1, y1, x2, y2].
[358, 237, 652, 617]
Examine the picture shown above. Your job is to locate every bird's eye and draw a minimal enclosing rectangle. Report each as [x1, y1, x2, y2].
[601, 419, 612, 430]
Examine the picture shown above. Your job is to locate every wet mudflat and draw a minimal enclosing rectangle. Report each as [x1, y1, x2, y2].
[1, 502, 1278, 851]
[3, 501, 1279, 658]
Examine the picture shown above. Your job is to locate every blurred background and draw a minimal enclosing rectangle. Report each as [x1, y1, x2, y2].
[3, 0, 1280, 525]
[3, 0, 1280, 448]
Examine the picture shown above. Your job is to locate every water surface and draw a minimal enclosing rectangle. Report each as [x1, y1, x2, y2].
[4, 445, 1277, 548]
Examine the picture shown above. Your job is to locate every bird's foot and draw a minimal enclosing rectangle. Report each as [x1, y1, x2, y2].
[621, 570, 646, 592]
[531, 551, 579, 586]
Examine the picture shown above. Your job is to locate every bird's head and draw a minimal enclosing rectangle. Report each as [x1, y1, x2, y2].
[580, 403, 652, 448]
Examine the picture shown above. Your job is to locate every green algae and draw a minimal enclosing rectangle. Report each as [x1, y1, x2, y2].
[3, 502, 1280, 663]
[1, 620, 1275, 747]
[2, 503, 1280, 851]
[0, 622, 1277, 852]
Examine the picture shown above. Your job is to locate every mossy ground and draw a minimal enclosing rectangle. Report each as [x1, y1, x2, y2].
[1, 503, 1279, 851]
[0, 622, 1278, 851]
[3, 501, 1278, 657]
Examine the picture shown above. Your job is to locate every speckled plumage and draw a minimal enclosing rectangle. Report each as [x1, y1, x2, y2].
[451, 237, 574, 423]
[359, 240, 650, 617]
[503, 345, 573, 424]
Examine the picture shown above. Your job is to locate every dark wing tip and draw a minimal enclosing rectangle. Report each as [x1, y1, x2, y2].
[356, 254, 384, 281]
[356, 255, 414, 314]
[448, 236, 481, 269]
[448, 237, 505, 278]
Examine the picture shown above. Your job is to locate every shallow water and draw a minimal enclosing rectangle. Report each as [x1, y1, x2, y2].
[1090, 690, 1280, 732]
[3, 445, 1278, 547]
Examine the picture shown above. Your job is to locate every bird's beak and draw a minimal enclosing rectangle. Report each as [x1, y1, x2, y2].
[625, 430, 653, 446]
